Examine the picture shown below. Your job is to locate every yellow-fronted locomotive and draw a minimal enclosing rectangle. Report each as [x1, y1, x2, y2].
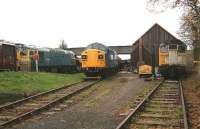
[158, 40, 187, 79]
[81, 43, 121, 77]
[16, 44, 38, 71]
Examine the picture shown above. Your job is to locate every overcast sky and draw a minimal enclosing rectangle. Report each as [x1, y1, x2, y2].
[0, 0, 182, 48]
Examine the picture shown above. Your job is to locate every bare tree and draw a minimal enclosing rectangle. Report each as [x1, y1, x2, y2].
[59, 40, 68, 50]
[147, 0, 200, 59]
[179, 10, 199, 48]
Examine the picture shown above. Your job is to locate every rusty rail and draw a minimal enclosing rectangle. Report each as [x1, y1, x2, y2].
[115, 80, 189, 129]
[0, 80, 101, 128]
[115, 81, 163, 129]
[180, 81, 189, 129]
[0, 81, 83, 111]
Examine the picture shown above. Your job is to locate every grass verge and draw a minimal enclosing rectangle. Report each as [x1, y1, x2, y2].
[0, 72, 85, 95]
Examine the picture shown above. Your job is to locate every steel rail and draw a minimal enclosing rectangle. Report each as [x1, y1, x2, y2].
[0, 81, 84, 111]
[115, 80, 189, 129]
[180, 81, 189, 129]
[0, 80, 100, 128]
[115, 80, 164, 129]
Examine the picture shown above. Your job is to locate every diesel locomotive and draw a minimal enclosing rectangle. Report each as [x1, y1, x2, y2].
[158, 40, 187, 79]
[35, 48, 77, 72]
[0, 42, 78, 73]
[81, 43, 121, 77]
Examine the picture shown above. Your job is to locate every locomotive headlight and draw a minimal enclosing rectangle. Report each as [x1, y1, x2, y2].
[98, 55, 104, 59]
[81, 55, 87, 60]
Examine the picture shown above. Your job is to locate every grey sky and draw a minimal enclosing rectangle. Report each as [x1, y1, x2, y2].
[0, 0, 182, 48]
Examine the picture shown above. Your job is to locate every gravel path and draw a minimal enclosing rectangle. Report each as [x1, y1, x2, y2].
[9, 72, 158, 129]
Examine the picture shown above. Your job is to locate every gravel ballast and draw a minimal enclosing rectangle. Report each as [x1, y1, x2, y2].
[9, 72, 159, 129]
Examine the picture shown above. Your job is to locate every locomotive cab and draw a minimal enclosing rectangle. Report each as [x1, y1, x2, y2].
[81, 42, 121, 77]
[81, 49, 106, 70]
[158, 41, 187, 79]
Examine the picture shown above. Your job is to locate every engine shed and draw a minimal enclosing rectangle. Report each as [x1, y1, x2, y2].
[131, 23, 184, 68]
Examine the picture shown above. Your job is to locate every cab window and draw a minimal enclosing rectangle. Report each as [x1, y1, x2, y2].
[81, 55, 87, 59]
[169, 44, 177, 50]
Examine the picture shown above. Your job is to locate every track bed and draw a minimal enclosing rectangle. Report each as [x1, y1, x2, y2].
[0, 80, 100, 128]
[116, 80, 188, 129]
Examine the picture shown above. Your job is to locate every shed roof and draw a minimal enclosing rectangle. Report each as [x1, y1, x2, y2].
[132, 23, 182, 45]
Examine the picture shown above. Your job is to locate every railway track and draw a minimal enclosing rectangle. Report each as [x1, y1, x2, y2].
[0, 80, 100, 128]
[116, 80, 188, 129]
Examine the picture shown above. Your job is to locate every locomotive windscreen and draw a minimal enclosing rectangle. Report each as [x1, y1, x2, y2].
[86, 43, 108, 52]
[169, 44, 177, 50]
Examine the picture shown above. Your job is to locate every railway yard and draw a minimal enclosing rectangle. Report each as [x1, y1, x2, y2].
[0, 20, 200, 129]
[1, 0, 200, 128]
[1, 72, 163, 129]
[0, 72, 199, 129]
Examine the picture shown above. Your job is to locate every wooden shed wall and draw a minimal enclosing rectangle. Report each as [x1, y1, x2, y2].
[131, 24, 178, 67]
[131, 45, 139, 67]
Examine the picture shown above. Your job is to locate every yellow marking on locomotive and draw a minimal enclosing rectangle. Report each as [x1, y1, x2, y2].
[81, 49, 106, 68]
[17, 49, 31, 64]
[16, 48, 32, 71]
[159, 48, 169, 66]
